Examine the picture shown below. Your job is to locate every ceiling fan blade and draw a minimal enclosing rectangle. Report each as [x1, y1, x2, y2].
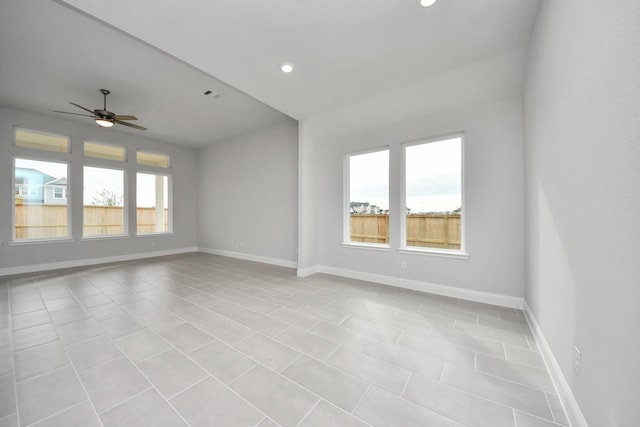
[53, 110, 96, 118]
[114, 115, 138, 121]
[115, 119, 147, 131]
[69, 102, 97, 115]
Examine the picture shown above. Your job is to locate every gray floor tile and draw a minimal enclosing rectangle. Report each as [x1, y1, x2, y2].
[310, 321, 381, 352]
[455, 320, 530, 348]
[478, 316, 532, 336]
[57, 318, 104, 345]
[99, 314, 144, 339]
[80, 357, 150, 413]
[354, 386, 464, 427]
[267, 294, 307, 310]
[0, 347, 10, 377]
[268, 308, 319, 330]
[50, 306, 90, 326]
[14, 341, 69, 381]
[403, 373, 514, 427]
[282, 355, 367, 412]
[87, 302, 126, 321]
[31, 401, 100, 427]
[341, 316, 403, 343]
[234, 333, 301, 372]
[11, 299, 45, 316]
[159, 323, 214, 352]
[66, 335, 123, 372]
[12, 323, 58, 351]
[137, 349, 207, 398]
[255, 417, 279, 427]
[198, 315, 254, 345]
[476, 353, 554, 391]
[171, 377, 263, 427]
[182, 292, 222, 308]
[515, 411, 564, 427]
[275, 328, 339, 360]
[397, 332, 476, 368]
[17, 366, 86, 425]
[328, 346, 411, 395]
[235, 296, 281, 315]
[135, 310, 184, 332]
[236, 312, 289, 337]
[209, 301, 254, 320]
[229, 365, 319, 427]
[109, 291, 144, 305]
[121, 299, 159, 316]
[440, 363, 553, 420]
[505, 344, 546, 370]
[101, 389, 186, 427]
[11, 310, 49, 331]
[80, 294, 112, 308]
[0, 374, 15, 419]
[189, 340, 256, 384]
[44, 296, 78, 312]
[428, 325, 506, 357]
[115, 329, 171, 362]
[299, 400, 369, 427]
[173, 305, 220, 325]
[297, 304, 349, 324]
[0, 413, 17, 427]
[546, 392, 569, 426]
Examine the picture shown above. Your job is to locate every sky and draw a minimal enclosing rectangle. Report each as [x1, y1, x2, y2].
[349, 137, 461, 214]
[15, 158, 167, 207]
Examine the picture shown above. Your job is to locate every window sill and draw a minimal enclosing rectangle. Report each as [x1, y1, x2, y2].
[397, 247, 469, 260]
[81, 235, 131, 242]
[136, 232, 174, 237]
[341, 242, 392, 252]
[10, 238, 74, 246]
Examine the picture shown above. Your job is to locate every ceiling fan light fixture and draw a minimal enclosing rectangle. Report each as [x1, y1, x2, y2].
[95, 118, 114, 128]
[419, 0, 437, 7]
[281, 62, 294, 73]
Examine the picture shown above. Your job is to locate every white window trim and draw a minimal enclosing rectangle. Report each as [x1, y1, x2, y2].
[12, 156, 71, 242]
[136, 171, 173, 235]
[343, 146, 390, 249]
[400, 132, 466, 256]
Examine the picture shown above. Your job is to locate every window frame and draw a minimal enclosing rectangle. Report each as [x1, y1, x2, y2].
[399, 132, 468, 259]
[342, 146, 391, 250]
[12, 155, 72, 244]
[135, 170, 173, 236]
[14, 127, 70, 153]
[82, 164, 128, 239]
[84, 141, 127, 162]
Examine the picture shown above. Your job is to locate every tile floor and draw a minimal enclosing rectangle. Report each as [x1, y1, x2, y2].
[0, 253, 569, 427]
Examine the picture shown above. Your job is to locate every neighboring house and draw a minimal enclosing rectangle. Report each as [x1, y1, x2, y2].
[350, 201, 385, 214]
[14, 167, 55, 204]
[44, 177, 67, 204]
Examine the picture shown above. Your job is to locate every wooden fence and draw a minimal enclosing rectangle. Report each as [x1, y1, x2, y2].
[15, 204, 168, 239]
[351, 214, 461, 249]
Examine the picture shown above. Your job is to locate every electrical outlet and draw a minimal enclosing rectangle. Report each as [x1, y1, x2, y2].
[573, 346, 581, 374]
[400, 260, 407, 269]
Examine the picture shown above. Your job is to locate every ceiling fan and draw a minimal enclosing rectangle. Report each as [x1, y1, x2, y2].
[54, 89, 147, 131]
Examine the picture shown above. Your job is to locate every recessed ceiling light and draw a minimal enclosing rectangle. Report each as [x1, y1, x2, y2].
[281, 63, 294, 73]
[419, 0, 437, 7]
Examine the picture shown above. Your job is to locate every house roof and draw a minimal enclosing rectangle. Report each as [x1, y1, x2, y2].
[45, 177, 67, 186]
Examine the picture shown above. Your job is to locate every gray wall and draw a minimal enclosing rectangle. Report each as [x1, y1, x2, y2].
[0, 106, 199, 272]
[197, 119, 298, 265]
[309, 97, 526, 299]
[524, 1, 640, 425]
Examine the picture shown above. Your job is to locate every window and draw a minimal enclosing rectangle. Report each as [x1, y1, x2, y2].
[84, 141, 126, 161]
[137, 173, 170, 234]
[345, 149, 389, 245]
[14, 158, 69, 241]
[53, 187, 67, 199]
[403, 135, 463, 251]
[137, 151, 170, 168]
[83, 166, 126, 237]
[15, 129, 69, 153]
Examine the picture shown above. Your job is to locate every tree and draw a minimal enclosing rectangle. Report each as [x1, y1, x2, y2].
[91, 189, 123, 206]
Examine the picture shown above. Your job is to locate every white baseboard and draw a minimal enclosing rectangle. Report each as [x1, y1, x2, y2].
[297, 265, 319, 277]
[310, 264, 523, 309]
[0, 247, 198, 277]
[197, 247, 297, 269]
[523, 301, 588, 427]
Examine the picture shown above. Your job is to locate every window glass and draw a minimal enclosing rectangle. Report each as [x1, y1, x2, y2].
[137, 173, 170, 234]
[15, 129, 69, 153]
[137, 151, 170, 168]
[85, 141, 126, 161]
[405, 136, 462, 250]
[347, 149, 389, 244]
[83, 167, 125, 237]
[14, 158, 68, 240]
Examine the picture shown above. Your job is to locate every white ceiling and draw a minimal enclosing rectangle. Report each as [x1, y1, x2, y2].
[0, 0, 539, 148]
